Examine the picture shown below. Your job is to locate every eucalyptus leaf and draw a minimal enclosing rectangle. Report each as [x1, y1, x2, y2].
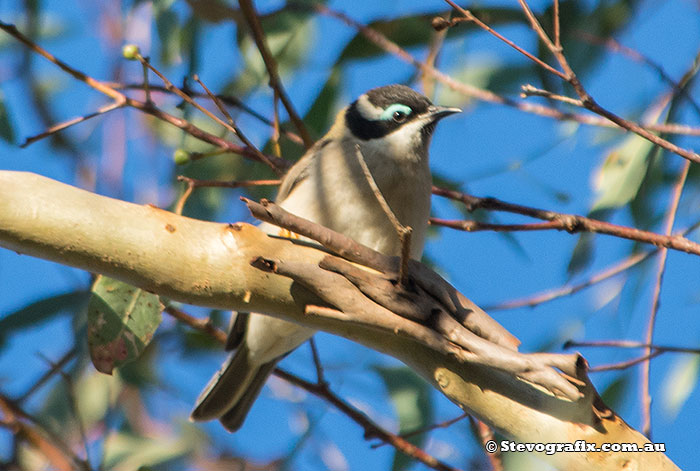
[662, 355, 700, 420]
[232, 9, 314, 95]
[566, 232, 594, 277]
[103, 431, 192, 471]
[600, 375, 629, 410]
[0, 95, 15, 143]
[155, 4, 181, 65]
[87, 276, 163, 374]
[591, 134, 656, 212]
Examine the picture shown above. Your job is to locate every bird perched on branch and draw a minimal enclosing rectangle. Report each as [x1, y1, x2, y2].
[191, 84, 461, 431]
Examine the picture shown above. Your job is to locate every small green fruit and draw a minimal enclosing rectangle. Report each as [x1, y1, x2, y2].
[173, 149, 191, 165]
[122, 44, 141, 60]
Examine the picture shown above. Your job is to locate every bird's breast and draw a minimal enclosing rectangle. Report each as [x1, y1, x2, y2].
[277, 139, 431, 259]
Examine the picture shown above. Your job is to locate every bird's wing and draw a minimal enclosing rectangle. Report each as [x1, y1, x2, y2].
[275, 138, 331, 203]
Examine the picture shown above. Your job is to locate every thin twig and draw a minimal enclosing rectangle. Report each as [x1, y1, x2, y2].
[565, 339, 700, 355]
[354, 144, 412, 286]
[176, 175, 281, 189]
[139, 55, 281, 172]
[590, 351, 663, 373]
[520, 84, 582, 106]
[430, 218, 566, 233]
[575, 33, 700, 116]
[192, 74, 281, 172]
[470, 416, 503, 471]
[517, 0, 557, 51]
[276, 361, 463, 471]
[16, 348, 76, 403]
[310, 5, 700, 137]
[0, 393, 89, 470]
[271, 88, 283, 157]
[140, 56, 152, 104]
[431, 186, 700, 257]
[641, 158, 690, 438]
[553, 0, 560, 50]
[512, 0, 700, 164]
[164, 305, 227, 343]
[112, 81, 305, 145]
[238, 0, 314, 148]
[56, 367, 90, 466]
[443, 0, 567, 80]
[308, 337, 327, 386]
[0, 21, 289, 171]
[22, 101, 124, 147]
[484, 250, 649, 311]
[483, 215, 700, 311]
[137, 54, 240, 136]
[422, 12, 449, 97]
[372, 412, 468, 449]
[163, 305, 459, 471]
[174, 178, 195, 216]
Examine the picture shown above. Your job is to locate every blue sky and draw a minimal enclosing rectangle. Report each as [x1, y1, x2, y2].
[1, 0, 699, 469]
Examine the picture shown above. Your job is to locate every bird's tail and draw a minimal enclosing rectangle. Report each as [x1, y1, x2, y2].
[190, 345, 277, 432]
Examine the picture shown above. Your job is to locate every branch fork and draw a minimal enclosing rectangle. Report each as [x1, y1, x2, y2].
[244, 197, 587, 403]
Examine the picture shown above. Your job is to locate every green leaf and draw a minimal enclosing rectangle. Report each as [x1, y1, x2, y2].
[590, 133, 657, 212]
[155, 3, 181, 65]
[600, 375, 629, 410]
[566, 232, 594, 277]
[303, 67, 342, 137]
[75, 370, 122, 429]
[375, 366, 434, 471]
[662, 355, 700, 419]
[103, 431, 192, 471]
[232, 9, 314, 95]
[0, 291, 89, 350]
[87, 276, 163, 374]
[0, 95, 15, 143]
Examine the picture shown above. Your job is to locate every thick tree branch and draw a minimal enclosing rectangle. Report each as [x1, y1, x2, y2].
[0, 171, 679, 471]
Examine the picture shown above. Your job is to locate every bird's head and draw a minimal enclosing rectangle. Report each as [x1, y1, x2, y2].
[344, 84, 461, 159]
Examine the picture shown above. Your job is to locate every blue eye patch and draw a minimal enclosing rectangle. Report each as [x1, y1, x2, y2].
[380, 103, 412, 121]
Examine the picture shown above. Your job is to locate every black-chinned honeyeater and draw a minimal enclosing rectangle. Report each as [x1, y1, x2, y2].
[191, 84, 461, 431]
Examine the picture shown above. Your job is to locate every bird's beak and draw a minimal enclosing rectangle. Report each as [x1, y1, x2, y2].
[426, 105, 462, 121]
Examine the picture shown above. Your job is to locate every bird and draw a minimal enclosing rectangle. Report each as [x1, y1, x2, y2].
[190, 84, 461, 432]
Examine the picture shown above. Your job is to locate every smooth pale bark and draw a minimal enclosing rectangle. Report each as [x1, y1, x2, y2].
[0, 171, 679, 471]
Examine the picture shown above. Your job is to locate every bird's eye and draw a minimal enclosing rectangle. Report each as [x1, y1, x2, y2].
[392, 110, 407, 123]
[380, 103, 413, 123]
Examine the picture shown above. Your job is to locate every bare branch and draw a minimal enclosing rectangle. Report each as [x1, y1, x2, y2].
[520, 84, 582, 106]
[311, 4, 700, 137]
[591, 351, 663, 373]
[566, 339, 700, 355]
[21, 101, 124, 147]
[0, 393, 89, 471]
[112, 82, 305, 145]
[431, 186, 700, 257]
[0, 21, 289, 172]
[511, 1, 700, 163]
[642, 159, 691, 438]
[354, 144, 413, 286]
[443, 0, 567, 79]
[163, 304, 458, 471]
[238, 0, 314, 148]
